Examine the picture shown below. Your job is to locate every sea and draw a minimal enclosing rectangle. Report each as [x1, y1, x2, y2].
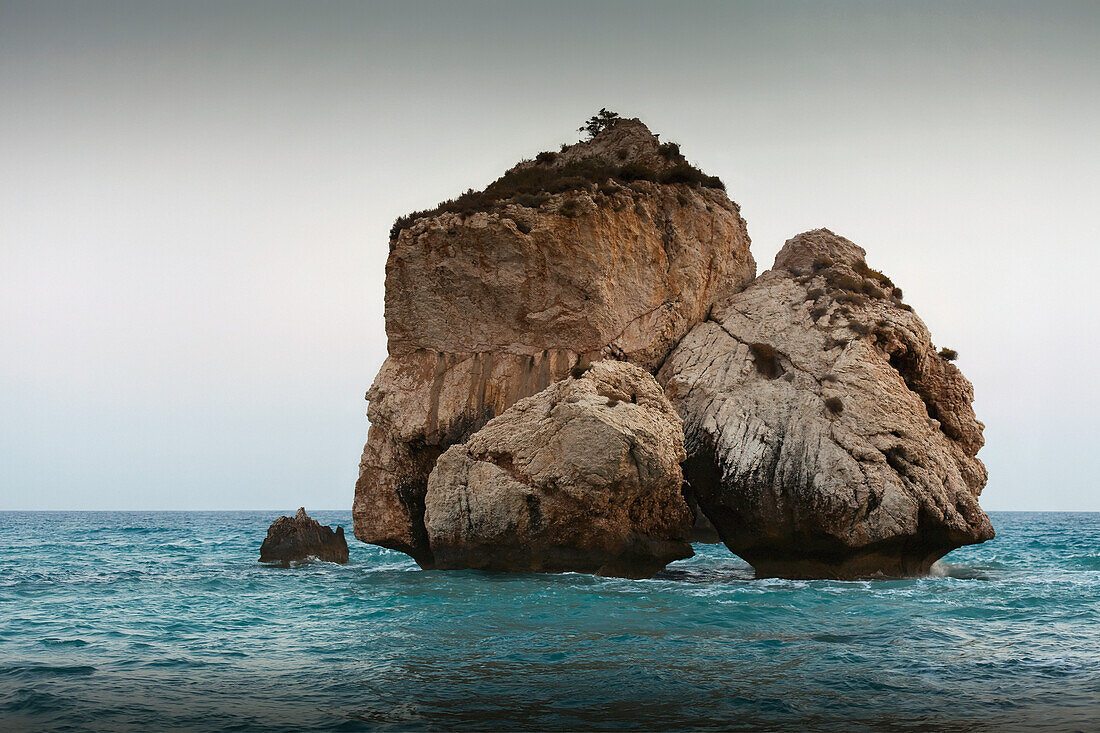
[1, 511, 1097, 731]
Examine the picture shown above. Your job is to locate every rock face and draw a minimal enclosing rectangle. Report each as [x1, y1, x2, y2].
[354, 119, 755, 564]
[424, 360, 693, 578]
[353, 114, 994, 579]
[259, 508, 350, 566]
[658, 229, 993, 578]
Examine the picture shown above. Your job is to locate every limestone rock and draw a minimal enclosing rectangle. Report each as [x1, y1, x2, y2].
[354, 119, 755, 562]
[259, 508, 349, 566]
[424, 360, 693, 578]
[658, 229, 993, 578]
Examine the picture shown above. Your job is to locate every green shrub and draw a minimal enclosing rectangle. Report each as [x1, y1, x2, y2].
[558, 199, 580, 217]
[861, 280, 886, 299]
[938, 347, 958, 361]
[658, 141, 682, 160]
[390, 214, 415, 240]
[824, 396, 844, 414]
[387, 126, 725, 237]
[748, 342, 781, 379]
[854, 259, 895, 289]
[658, 163, 726, 190]
[617, 162, 658, 182]
[579, 108, 621, 140]
[549, 176, 593, 194]
[514, 192, 549, 208]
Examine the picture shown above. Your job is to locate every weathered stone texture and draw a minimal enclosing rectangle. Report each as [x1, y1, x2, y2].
[424, 360, 693, 578]
[658, 229, 992, 578]
[354, 120, 754, 561]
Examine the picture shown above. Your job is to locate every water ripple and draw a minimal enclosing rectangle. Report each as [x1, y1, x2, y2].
[0, 511, 1098, 730]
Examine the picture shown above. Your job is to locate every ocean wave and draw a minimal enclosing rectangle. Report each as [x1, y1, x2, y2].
[37, 638, 89, 648]
[0, 664, 96, 681]
[1, 511, 1098, 731]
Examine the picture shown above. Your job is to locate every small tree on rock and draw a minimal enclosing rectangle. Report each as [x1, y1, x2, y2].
[579, 108, 621, 140]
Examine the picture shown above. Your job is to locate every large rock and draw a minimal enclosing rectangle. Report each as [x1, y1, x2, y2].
[354, 119, 755, 563]
[424, 360, 693, 578]
[259, 508, 349, 566]
[658, 229, 993, 578]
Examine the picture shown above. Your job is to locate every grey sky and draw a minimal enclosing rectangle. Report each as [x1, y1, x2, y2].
[2, 1, 1097, 510]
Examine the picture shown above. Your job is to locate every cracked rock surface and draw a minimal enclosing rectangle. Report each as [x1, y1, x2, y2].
[424, 360, 693, 578]
[658, 229, 993, 578]
[353, 120, 754, 562]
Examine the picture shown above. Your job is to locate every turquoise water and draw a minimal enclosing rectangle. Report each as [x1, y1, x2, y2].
[1, 512, 1098, 731]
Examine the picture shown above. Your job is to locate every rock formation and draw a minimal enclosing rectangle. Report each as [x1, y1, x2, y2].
[259, 508, 350, 566]
[353, 113, 993, 579]
[424, 360, 693, 578]
[658, 229, 993, 578]
[354, 118, 755, 565]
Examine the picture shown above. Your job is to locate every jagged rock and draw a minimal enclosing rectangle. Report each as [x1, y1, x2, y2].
[658, 229, 993, 578]
[259, 508, 349, 566]
[424, 360, 693, 578]
[354, 119, 755, 563]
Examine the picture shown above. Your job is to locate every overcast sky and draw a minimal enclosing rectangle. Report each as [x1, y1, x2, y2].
[2, 1, 1097, 510]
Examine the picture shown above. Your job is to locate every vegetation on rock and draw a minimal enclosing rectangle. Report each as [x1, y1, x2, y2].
[389, 114, 726, 239]
[579, 107, 621, 140]
[748, 342, 781, 379]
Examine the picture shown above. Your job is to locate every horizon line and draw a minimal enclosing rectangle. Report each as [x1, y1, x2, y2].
[1, 508, 1096, 514]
